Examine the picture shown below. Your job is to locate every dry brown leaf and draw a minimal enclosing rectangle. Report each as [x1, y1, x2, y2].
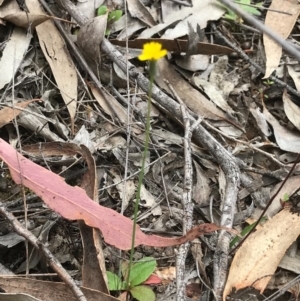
[25, 0, 77, 134]
[0, 276, 118, 301]
[88, 83, 141, 134]
[126, 0, 156, 27]
[0, 99, 40, 128]
[0, 27, 32, 89]
[193, 161, 211, 206]
[79, 145, 108, 293]
[263, 102, 300, 153]
[263, 0, 300, 78]
[155, 58, 235, 122]
[223, 209, 300, 300]
[4, 12, 51, 28]
[282, 90, 300, 131]
[77, 15, 107, 64]
[287, 65, 300, 91]
[266, 175, 300, 217]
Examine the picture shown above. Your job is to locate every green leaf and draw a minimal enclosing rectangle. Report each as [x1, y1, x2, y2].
[108, 10, 122, 23]
[283, 193, 290, 202]
[130, 285, 156, 301]
[230, 217, 267, 248]
[223, 0, 261, 22]
[97, 5, 108, 16]
[129, 257, 157, 287]
[107, 271, 124, 291]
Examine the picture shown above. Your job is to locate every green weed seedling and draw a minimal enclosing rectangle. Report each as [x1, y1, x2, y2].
[230, 217, 267, 248]
[96, 5, 122, 35]
[263, 79, 274, 87]
[223, 0, 262, 22]
[107, 257, 157, 301]
[283, 193, 290, 202]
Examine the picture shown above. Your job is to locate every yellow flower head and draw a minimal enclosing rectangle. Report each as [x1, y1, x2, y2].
[138, 42, 167, 61]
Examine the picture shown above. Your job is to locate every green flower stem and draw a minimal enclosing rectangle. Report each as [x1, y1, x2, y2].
[125, 60, 156, 289]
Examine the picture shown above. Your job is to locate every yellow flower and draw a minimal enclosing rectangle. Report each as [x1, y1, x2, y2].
[138, 42, 167, 61]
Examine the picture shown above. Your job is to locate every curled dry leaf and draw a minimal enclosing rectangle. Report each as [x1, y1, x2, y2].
[223, 209, 300, 300]
[262, 102, 300, 153]
[282, 90, 300, 131]
[263, 0, 300, 78]
[26, 0, 78, 134]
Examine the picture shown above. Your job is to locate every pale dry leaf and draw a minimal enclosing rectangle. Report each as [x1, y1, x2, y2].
[263, 0, 300, 78]
[191, 76, 234, 114]
[77, 0, 105, 19]
[279, 252, 300, 275]
[0, 27, 31, 89]
[262, 103, 300, 153]
[89, 83, 140, 134]
[155, 267, 176, 283]
[266, 175, 300, 217]
[0, 276, 119, 301]
[282, 90, 300, 131]
[223, 209, 300, 300]
[4, 13, 51, 28]
[126, 0, 156, 27]
[155, 58, 232, 121]
[175, 55, 209, 72]
[25, 0, 78, 134]
[0, 0, 22, 18]
[209, 56, 239, 100]
[140, 185, 156, 207]
[18, 105, 64, 142]
[140, 0, 225, 39]
[287, 65, 300, 91]
[193, 161, 211, 206]
[249, 107, 272, 137]
[161, 0, 225, 40]
[0, 99, 39, 128]
[77, 15, 107, 64]
[111, 169, 135, 210]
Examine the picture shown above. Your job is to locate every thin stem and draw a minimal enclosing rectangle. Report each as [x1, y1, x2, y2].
[125, 61, 155, 289]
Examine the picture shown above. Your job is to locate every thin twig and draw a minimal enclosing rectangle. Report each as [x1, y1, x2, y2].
[0, 204, 87, 301]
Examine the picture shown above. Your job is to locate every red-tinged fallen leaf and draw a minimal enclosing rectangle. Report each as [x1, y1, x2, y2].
[143, 274, 162, 285]
[0, 139, 232, 250]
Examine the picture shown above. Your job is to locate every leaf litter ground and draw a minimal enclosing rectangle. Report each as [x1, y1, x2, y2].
[1, 0, 300, 300]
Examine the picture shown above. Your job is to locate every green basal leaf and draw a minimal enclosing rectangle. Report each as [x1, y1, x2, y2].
[223, 0, 261, 22]
[97, 5, 108, 16]
[130, 285, 156, 301]
[108, 10, 122, 23]
[129, 257, 156, 287]
[230, 217, 267, 248]
[283, 193, 290, 202]
[107, 271, 125, 291]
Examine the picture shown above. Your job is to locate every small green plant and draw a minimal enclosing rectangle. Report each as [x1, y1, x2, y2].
[223, 0, 262, 22]
[282, 193, 290, 202]
[230, 217, 267, 248]
[96, 5, 122, 35]
[107, 257, 157, 301]
[263, 79, 274, 87]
